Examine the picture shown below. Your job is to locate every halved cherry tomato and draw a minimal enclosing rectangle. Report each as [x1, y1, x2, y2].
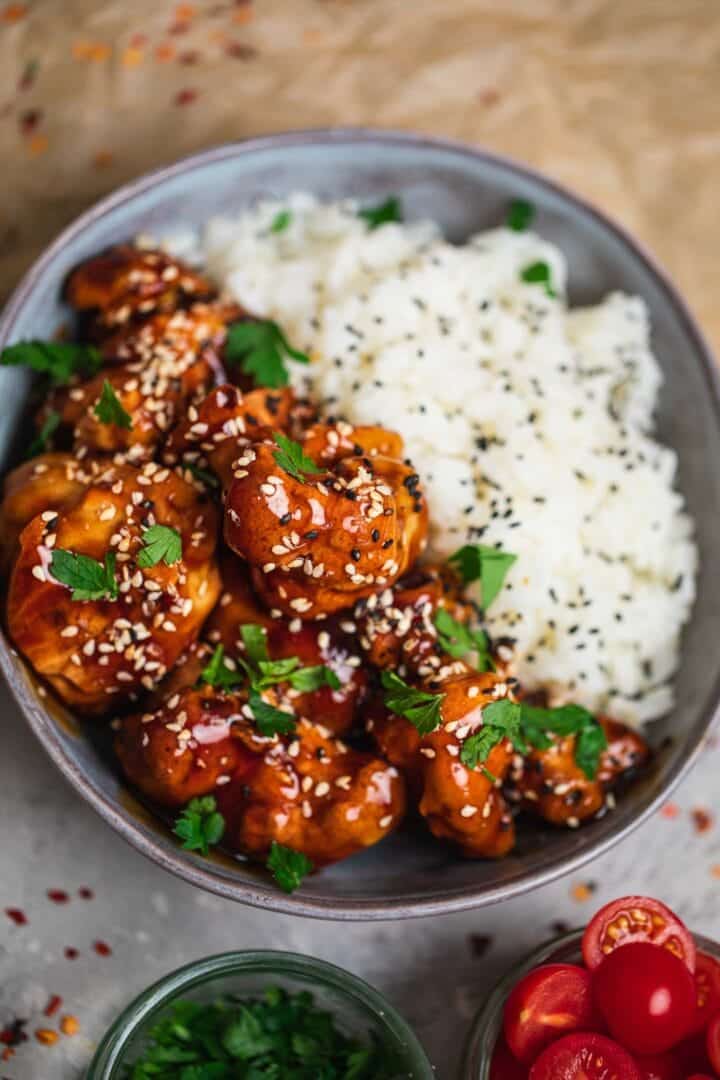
[634, 1051, 682, 1080]
[706, 1013, 720, 1074]
[529, 1032, 641, 1080]
[582, 896, 696, 973]
[593, 942, 696, 1055]
[688, 953, 720, 1035]
[490, 1037, 528, 1079]
[503, 963, 600, 1065]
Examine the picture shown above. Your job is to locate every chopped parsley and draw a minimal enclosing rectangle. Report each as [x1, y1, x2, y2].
[269, 208, 292, 233]
[0, 339, 102, 384]
[225, 319, 309, 389]
[137, 524, 182, 568]
[125, 985, 392, 1078]
[433, 608, 495, 672]
[248, 691, 297, 737]
[26, 410, 60, 459]
[520, 260, 556, 298]
[460, 698, 607, 780]
[358, 195, 403, 229]
[267, 841, 313, 893]
[173, 796, 225, 856]
[380, 669, 443, 735]
[272, 433, 324, 484]
[49, 548, 118, 602]
[199, 644, 244, 692]
[448, 543, 517, 610]
[93, 379, 133, 429]
[507, 198, 534, 231]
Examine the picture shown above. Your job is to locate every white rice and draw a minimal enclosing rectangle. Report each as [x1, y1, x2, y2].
[165, 193, 697, 726]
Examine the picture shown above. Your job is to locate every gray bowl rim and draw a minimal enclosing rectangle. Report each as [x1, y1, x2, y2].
[1, 126, 719, 920]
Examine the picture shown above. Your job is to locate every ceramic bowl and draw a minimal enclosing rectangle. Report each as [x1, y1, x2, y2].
[1, 129, 718, 919]
[86, 949, 433, 1079]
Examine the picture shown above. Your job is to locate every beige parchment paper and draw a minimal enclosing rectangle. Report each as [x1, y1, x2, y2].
[0, 0, 719, 350]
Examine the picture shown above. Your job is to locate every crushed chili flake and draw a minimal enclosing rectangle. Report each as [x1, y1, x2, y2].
[19, 108, 41, 135]
[571, 880, 597, 903]
[78, 886, 94, 900]
[60, 1015, 79, 1037]
[0, 1019, 28, 1047]
[64, 946, 79, 960]
[35, 1028, 59, 1046]
[93, 940, 112, 956]
[660, 801, 681, 819]
[692, 807, 714, 834]
[43, 995, 62, 1018]
[4, 907, 27, 926]
[174, 88, 198, 106]
[47, 889, 69, 904]
[225, 42, 257, 60]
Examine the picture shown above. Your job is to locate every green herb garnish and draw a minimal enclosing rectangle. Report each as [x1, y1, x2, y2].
[520, 260, 556, 298]
[137, 524, 182, 568]
[507, 199, 534, 231]
[358, 195, 403, 229]
[225, 319, 309, 389]
[267, 841, 313, 893]
[248, 691, 297, 737]
[433, 608, 495, 672]
[93, 379, 133, 429]
[184, 461, 220, 490]
[448, 543, 517, 610]
[26, 410, 61, 459]
[460, 698, 607, 780]
[50, 548, 118, 602]
[0, 340, 102, 385]
[272, 432, 324, 484]
[199, 644, 244, 692]
[269, 208, 292, 233]
[380, 669, 443, 735]
[124, 985, 391, 1078]
[173, 796, 225, 855]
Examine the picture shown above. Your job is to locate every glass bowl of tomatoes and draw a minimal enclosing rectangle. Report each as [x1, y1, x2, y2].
[462, 895, 720, 1079]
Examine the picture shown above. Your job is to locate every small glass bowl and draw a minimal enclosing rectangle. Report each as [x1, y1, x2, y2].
[461, 927, 720, 1078]
[87, 949, 434, 1079]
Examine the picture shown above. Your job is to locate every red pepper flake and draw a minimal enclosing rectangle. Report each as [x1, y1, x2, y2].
[178, 49, 200, 65]
[78, 886, 94, 900]
[47, 889, 70, 904]
[93, 940, 112, 957]
[692, 807, 714, 834]
[660, 801, 680, 819]
[44, 995, 62, 1018]
[64, 946, 79, 960]
[130, 32, 147, 48]
[478, 87, 500, 107]
[4, 907, 27, 926]
[0, 1018, 28, 1047]
[174, 88, 198, 106]
[168, 20, 191, 35]
[225, 42, 256, 61]
[1, 3, 27, 21]
[19, 108, 41, 135]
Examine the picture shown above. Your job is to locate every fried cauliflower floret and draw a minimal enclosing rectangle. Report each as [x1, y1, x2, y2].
[506, 716, 650, 826]
[7, 462, 220, 713]
[163, 383, 300, 491]
[369, 670, 516, 858]
[64, 245, 215, 337]
[225, 422, 428, 620]
[205, 554, 367, 735]
[115, 686, 405, 867]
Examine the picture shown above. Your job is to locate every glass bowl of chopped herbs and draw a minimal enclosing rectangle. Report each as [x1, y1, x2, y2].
[86, 949, 434, 1079]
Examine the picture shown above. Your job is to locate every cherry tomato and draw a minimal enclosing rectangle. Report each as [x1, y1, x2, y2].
[490, 1037, 528, 1079]
[673, 1031, 714, 1074]
[593, 942, 696, 1055]
[503, 963, 600, 1065]
[582, 896, 696, 973]
[688, 953, 720, 1035]
[529, 1032, 641, 1080]
[634, 1051, 682, 1080]
[686, 1075, 715, 1080]
[706, 1013, 720, 1074]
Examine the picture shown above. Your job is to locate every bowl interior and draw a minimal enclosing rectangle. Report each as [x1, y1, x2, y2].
[85, 950, 433, 1079]
[1, 131, 718, 918]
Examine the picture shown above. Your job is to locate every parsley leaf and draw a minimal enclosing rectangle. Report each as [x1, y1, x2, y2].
[199, 644, 244, 691]
[0, 340, 102, 385]
[448, 543, 517, 610]
[173, 796, 225, 855]
[520, 260, 556, 298]
[25, 410, 60, 459]
[93, 379, 133, 429]
[380, 670, 443, 735]
[137, 524, 182, 568]
[507, 198, 535, 231]
[460, 699, 524, 773]
[50, 548, 118, 602]
[225, 319, 309, 389]
[266, 841, 313, 893]
[272, 432, 324, 484]
[433, 608, 495, 672]
[269, 209, 292, 233]
[286, 664, 341, 692]
[184, 461, 220, 490]
[248, 690, 297, 737]
[358, 195, 403, 229]
[240, 622, 270, 665]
